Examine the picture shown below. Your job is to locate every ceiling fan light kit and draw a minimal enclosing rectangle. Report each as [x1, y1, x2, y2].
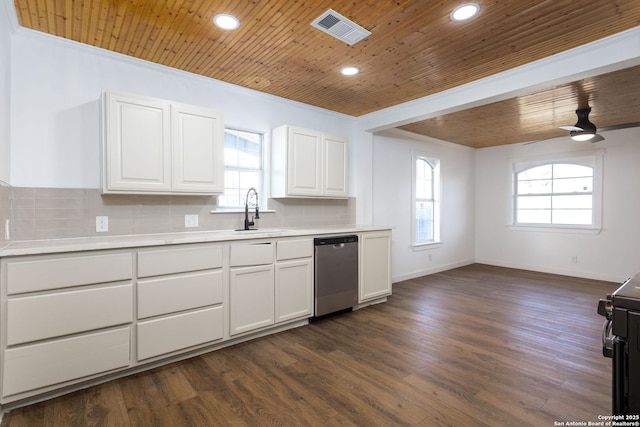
[570, 131, 596, 141]
[571, 108, 597, 141]
[559, 108, 599, 142]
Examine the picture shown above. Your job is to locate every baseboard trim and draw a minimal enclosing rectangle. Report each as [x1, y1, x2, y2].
[474, 258, 624, 284]
[392, 258, 475, 283]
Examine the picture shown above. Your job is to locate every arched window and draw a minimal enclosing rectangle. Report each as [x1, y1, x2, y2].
[413, 155, 440, 245]
[514, 162, 594, 225]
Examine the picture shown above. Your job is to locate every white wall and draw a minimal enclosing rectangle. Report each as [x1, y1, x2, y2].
[0, 1, 13, 184]
[372, 131, 476, 282]
[356, 27, 640, 281]
[9, 29, 356, 189]
[475, 127, 640, 283]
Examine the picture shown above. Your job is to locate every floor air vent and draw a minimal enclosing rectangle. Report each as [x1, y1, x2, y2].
[311, 9, 371, 46]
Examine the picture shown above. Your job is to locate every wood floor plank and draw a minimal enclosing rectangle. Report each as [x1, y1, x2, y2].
[1, 264, 618, 426]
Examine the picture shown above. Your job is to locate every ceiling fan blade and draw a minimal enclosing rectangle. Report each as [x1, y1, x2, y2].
[523, 134, 569, 145]
[599, 122, 640, 132]
[559, 125, 583, 131]
[589, 134, 605, 143]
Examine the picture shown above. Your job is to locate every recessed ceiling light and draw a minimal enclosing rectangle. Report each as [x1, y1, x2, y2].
[450, 3, 480, 22]
[213, 14, 240, 30]
[340, 66, 360, 76]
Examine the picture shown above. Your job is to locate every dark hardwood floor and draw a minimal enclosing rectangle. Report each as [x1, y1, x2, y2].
[1, 264, 618, 426]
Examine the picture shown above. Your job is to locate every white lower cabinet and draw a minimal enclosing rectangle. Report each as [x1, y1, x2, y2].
[3, 327, 131, 397]
[275, 238, 314, 322]
[1, 252, 134, 400]
[228, 239, 314, 336]
[275, 258, 313, 322]
[0, 230, 391, 408]
[359, 230, 393, 302]
[135, 245, 225, 361]
[229, 264, 275, 335]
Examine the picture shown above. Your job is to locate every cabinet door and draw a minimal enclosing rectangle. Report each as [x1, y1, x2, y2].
[229, 265, 275, 335]
[322, 133, 348, 197]
[104, 92, 171, 192]
[171, 103, 224, 193]
[275, 258, 313, 322]
[287, 126, 322, 196]
[359, 231, 392, 302]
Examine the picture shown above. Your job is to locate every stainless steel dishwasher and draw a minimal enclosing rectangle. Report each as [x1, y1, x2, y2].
[313, 235, 358, 318]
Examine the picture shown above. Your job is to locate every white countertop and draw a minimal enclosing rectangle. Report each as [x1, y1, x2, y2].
[0, 225, 392, 257]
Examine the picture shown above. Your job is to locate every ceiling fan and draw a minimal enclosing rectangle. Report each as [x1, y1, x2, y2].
[559, 108, 640, 143]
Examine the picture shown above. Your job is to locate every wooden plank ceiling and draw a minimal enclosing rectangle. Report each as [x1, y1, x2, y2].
[12, 0, 640, 147]
[399, 66, 640, 148]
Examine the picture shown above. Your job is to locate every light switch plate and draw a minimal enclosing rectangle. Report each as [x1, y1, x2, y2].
[185, 214, 199, 228]
[96, 216, 108, 232]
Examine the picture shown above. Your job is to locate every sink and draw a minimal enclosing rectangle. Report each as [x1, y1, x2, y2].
[231, 228, 284, 235]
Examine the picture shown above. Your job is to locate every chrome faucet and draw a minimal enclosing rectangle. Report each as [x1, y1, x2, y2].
[243, 187, 260, 230]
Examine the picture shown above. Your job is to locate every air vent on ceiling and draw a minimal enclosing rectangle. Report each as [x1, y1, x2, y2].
[311, 9, 371, 46]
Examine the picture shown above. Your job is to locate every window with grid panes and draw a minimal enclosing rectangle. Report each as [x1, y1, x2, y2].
[413, 155, 440, 246]
[513, 158, 598, 226]
[218, 129, 263, 208]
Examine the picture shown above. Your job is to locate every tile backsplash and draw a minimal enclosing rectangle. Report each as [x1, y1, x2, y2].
[6, 187, 356, 242]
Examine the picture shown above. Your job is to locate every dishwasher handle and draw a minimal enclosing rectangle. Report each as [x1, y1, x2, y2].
[314, 235, 358, 246]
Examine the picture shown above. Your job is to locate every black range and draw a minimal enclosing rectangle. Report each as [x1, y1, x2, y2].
[598, 273, 640, 415]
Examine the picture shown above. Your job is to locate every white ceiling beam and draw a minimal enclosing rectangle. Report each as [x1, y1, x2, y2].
[356, 26, 640, 133]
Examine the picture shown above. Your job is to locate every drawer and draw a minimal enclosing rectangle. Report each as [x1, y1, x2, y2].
[2, 327, 130, 397]
[138, 245, 223, 278]
[276, 238, 313, 261]
[138, 270, 223, 319]
[137, 306, 224, 360]
[229, 243, 274, 267]
[7, 284, 133, 346]
[6, 253, 132, 295]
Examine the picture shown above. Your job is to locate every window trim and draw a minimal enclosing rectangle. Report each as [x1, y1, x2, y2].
[510, 150, 604, 232]
[412, 151, 441, 248]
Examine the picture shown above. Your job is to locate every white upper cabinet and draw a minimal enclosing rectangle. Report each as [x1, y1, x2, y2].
[171, 103, 224, 193]
[322, 133, 348, 197]
[103, 92, 172, 192]
[102, 91, 224, 195]
[271, 125, 348, 198]
[285, 126, 323, 197]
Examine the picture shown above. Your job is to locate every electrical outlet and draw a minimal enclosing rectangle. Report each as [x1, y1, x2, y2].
[185, 214, 199, 228]
[96, 216, 108, 233]
[571, 255, 578, 264]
